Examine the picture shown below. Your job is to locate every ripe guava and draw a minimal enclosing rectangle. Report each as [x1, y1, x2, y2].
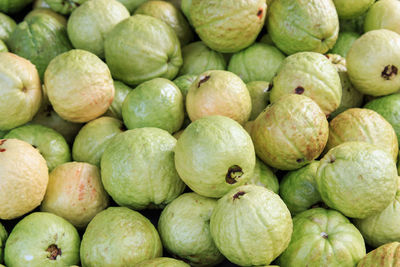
[364, 0, 400, 35]
[333, 0, 375, 19]
[245, 158, 279, 194]
[357, 242, 400, 267]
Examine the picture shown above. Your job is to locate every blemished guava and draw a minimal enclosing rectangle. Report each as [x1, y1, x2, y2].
[24, 8, 68, 27]
[278, 208, 366, 267]
[117, 0, 146, 13]
[105, 81, 132, 120]
[270, 52, 342, 116]
[44, 49, 115, 123]
[101, 128, 185, 210]
[346, 29, 400, 96]
[0, 0, 33, 14]
[44, 0, 87, 14]
[316, 141, 398, 219]
[333, 0, 375, 19]
[251, 94, 329, 170]
[0, 223, 7, 263]
[67, 0, 129, 59]
[104, 14, 182, 86]
[245, 158, 279, 194]
[357, 242, 400, 267]
[210, 185, 293, 266]
[175, 116, 255, 198]
[80, 207, 162, 266]
[330, 31, 360, 58]
[190, 0, 267, 53]
[136, 258, 190, 267]
[0, 12, 15, 42]
[267, 0, 339, 55]
[41, 162, 109, 228]
[158, 193, 224, 266]
[364, 0, 400, 35]
[246, 81, 270, 121]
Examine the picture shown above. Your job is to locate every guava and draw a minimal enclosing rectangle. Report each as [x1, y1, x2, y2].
[278, 208, 366, 267]
[80, 207, 162, 266]
[173, 74, 197, 100]
[0, 39, 6, 52]
[0, 52, 42, 131]
[67, 0, 129, 59]
[267, 0, 339, 55]
[44, 0, 87, 15]
[33, 0, 50, 8]
[270, 52, 342, 116]
[24, 8, 67, 27]
[105, 14, 182, 86]
[228, 43, 285, 83]
[357, 242, 400, 267]
[136, 258, 189, 267]
[0, 223, 7, 263]
[329, 31, 360, 57]
[166, 0, 181, 9]
[364, 0, 400, 35]
[104, 81, 132, 120]
[4, 124, 70, 171]
[179, 41, 226, 76]
[158, 193, 224, 266]
[316, 141, 398, 219]
[175, 116, 255, 198]
[122, 78, 184, 133]
[135, 1, 193, 46]
[0, 12, 15, 42]
[190, 0, 267, 53]
[41, 162, 109, 228]
[101, 128, 185, 210]
[246, 81, 270, 120]
[333, 0, 375, 19]
[181, 0, 192, 24]
[4, 212, 80, 267]
[245, 158, 279, 194]
[339, 15, 366, 34]
[326, 108, 398, 160]
[210, 185, 292, 266]
[346, 29, 400, 96]
[186, 70, 252, 125]
[259, 33, 274, 46]
[72, 116, 124, 167]
[117, 0, 146, 13]
[251, 94, 329, 170]
[44, 49, 115, 123]
[0, 0, 33, 14]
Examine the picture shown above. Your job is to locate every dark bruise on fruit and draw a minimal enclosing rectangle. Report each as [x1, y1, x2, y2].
[0, 139, 6, 145]
[225, 165, 243, 184]
[381, 65, 398, 80]
[21, 87, 27, 93]
[294, 86, 304, 94]
[233, 191, 246, 200]
[320, 232, 328, 239]
[46, 244, 62, 260]
[257, 8, 263, 19]
[0, 148, 5, 152]
[198, 75, 211, 88]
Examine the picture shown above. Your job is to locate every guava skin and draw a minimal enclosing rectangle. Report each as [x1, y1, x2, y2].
[316, 141, 398, 219]
[357, 242, 400, 267]
[80, 207, 163, 266]
[210, 185, 293, 266]
[246, 81, 270, 121]
[329, 31, 360, 58]
[190, 0, 267, 53]
[278, 208, 366, 267]
[0, 0, 33, 14]
[4, 212, 80, 267]
[173, 74, 197, 100]
[44, 0, 87, 15]
[0, 223, 7, 263]
[174, 116, 256, 198]
[0, 39, 6, 52]
[0, 12, 15, 42]
[364, 0, 400, 35]
[245, 157, 279, 194]
[333, 0, 375, 19]
[117, 0, 147, 13]
[24, 8, 68, 27]
[136, 258, 190, 267]
[267, 0, 339, 55]
[339, 15, 366, 34]
[105, 81, 132, 120]
[33, 0, 50, 9]
[181, 0, 192, 24]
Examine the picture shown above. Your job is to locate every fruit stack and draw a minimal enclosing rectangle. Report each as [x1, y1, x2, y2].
[0, 0, 400, 266]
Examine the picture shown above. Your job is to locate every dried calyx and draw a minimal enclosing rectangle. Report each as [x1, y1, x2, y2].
[225, 165, 243, 184]
[46, 244, 62, 260]
[382, 65, 398, 80]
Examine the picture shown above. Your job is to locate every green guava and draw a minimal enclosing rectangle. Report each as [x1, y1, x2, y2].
[104, 81, 132, 120]
[44, 0, 87, 14]
[181, 0, 192, 24]
[0, 39, 6, 52]
[117, 0, 146, 13]
[278, 208, 366, 267]
[364, 0, 400, 35]
[267, 0, 339, 55]
[4, 124, 71, 171]
[173, 74, 197, 100]
[105, 14, 182, 86]
[357, 242, 400, 267]
[0, 223, 7, 263]
[179, 41, 226, 76]
[122, 78, 184, 133]
[251, 94, 329, 170]
[245, 158, 279, 194]
[316, 141, 398, 219]
[0, 12, 15, 42]
[190, 0, 267, 53]
[158, 193, 224, 266]
[24, 8, 67, 27]
[166, 0, 181, 9]
[339, 15, 366, 34]
[210, 185, 293, 266]
[228, 43, 285, 83]
[0, 0, 33, 13]
[80, 207, 162, 266]
[259, 33, 274, 46]
[333, 0, 375, 19]
[44, 49, 115, 123]
[136, 258, 190, 267]
[246, 81, 270, 120]
[33, 0, 50, 8]
[4, 212, 80, 267]
[175, 116, 255, 198]
[101, 128, 185, 210]
[72, 116, 124, 167]
[346, 29, 400, 96]
[329, 31, 360, 57]
[270, 52, 342, 116]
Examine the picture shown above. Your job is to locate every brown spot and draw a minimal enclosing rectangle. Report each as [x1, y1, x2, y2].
[328, 156, 336, 163]
[324, 54, 330, 59]
[320, 232, 328, 239]
[0, 139, 6, 145]
[198, 75, 210, 88]
[257, 8, 263, 19]
[32, 145, 37, 149]
[225, 165, 243, 184]
[382, 65, 398, 80]
[21, 87, 27, 93]
[296, 158, 304, 163]
[0, 148, 5, 152]
[46, 244, 61, 260]
[233, 191, 246, 200]
[294, 86, 304, 94]
[358, 175, 364, 180]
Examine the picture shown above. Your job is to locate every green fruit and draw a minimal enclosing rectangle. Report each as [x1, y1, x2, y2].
[4, 124, 70, 171]
[364, 0, 400, 35]
[270, 52, 342, 116]
[280, 161, 321, 215]
[316, 141, 398, 219]
[190, 0, 267, 53]
[0, 0, 33, 14]
[245, 158, 279, 194]
[228, 43, 285, 83]
[346, 29, 400, 96]
[33, 0, 50, 8]
[173, 74, 197, 100]
[175, 116, 255, 198]
[339, 15, 366, 34]
[259, 33, 274, 46]
[278, 208, 366, 267]
[136, 258, 190, 267]
[4, 212, 80, 267]
[0, 39, 6, 52]
[44, 49, 115, 123]
[117, 0, 146, 13]
[357, 242, 400, 267]
[158, 193, 224, 266]
[210, 185, 293, 266]
[101, 128, 185, 210]
[44, 0, 87, 15]
[246, 81, 270, 120]
[267, 0, 339, 55]
[25, 8, 68, 27]
[72, 117, 124, 167]
[333, 0, 375, 19]
[80, 207, 162, 266]
[122, 78, 184, 133]
[179, 41, 226, 76]
[181, 0, 192, 24]
[0, 12, 15, 42]
[105, 14, 182, 86]
[105, 81, 132, 120]
[329, 31, 360, 57]
[251, 94, 329, 170]
[0, 223, 7, 263]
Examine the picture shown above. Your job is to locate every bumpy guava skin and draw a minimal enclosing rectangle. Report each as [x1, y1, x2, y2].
[357, 242, 400, 267]
[364, 0, 400, 35]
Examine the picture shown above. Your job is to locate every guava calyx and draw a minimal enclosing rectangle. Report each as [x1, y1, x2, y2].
[294, 86, 305, 94]
[381, 65, 398, 80]
[46, 244, 62, 260]
[320, 232, 328, 239]
[225, 165, 243, 184]
[198, 75, 211, 88]
[233, 191, 246, 200]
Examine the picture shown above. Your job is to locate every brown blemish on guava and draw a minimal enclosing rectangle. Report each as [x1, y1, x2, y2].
[22, 87, 27, 93]
[381, 65, 398, 80]
[0, 148, 5, 152]
[326, 114, 330, 119]
[320, 232, 328, 239]
[295, 86, 304, 94]
[328, 156, 336, 163]
[296, 158, 304, 163]
[233, 191, 246, 200]
[198, 75, 210, 88]
[0, 139, 6, 145]
[225, 165, 243, 184]
[257, 8, 263, 19]
[46, 244, 61, 260]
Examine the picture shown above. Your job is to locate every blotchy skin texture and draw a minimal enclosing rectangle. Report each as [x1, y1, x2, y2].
[316, 142, 398, 219]
[267, 0, 339, 55]
[210, 185, 292, 266]
[278, 208, 366, 267]
[0, 0, 33, 13]
[136, 257, 190, 267]
[44, 0, 87, 14]
[190, 0, 267, 53]
[364, 0, 400, 35]
[333, 0, 375, 19]
[0, 139, 48, 220]
[357, 242, 400, 267]
[80, 207, 162, 266]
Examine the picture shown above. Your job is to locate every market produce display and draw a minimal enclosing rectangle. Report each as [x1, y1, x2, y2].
[1, 0, 400, 266]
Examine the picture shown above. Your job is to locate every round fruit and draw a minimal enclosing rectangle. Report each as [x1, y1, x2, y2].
[173, 74, 197, 100]
[246, 81, 270, 120]
[364, 0, 400, 35]
[357, 242, 400, 267]
[44, 0, 87, 15]
[0, 12, 15, 42]
[136, 258, 190, 267]
[24, 8, 67, 27]
[105, 81, 132, 120]
[330, 31, 360, 58]
[333, 0, 375, 19]
[0, 0, 33, 14]
[245, 158, 279, 194]
[181, 0, 192, 24]
[0, 223, 7, 263]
